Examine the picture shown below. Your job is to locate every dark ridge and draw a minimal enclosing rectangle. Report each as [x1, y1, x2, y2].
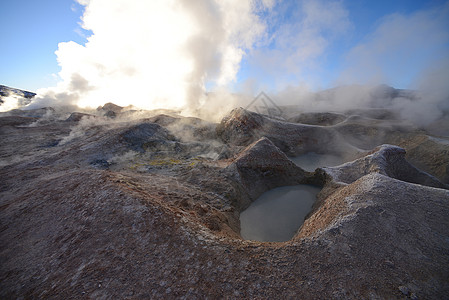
[0, 85, 36, 99]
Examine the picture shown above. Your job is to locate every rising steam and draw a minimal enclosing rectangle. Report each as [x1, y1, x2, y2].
[26, 0, 449, 126]
[33, 0, 274, 111]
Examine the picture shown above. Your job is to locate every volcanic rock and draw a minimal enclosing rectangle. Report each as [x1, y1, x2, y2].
[217, 107, 354, 157]
[323, 144, 447, 189]
[1, 106, 449, 299]
[297, 172, 449, 299]
[218, 107, 449, 184]
[226, 137, 308, 203]
[398, 135, 449, 184]
[216, 107, 266, 145]
[65, 112, 94, 122]
[121, 122, 176, 153]
[6, 107, 55, 118]
[0, 115, 37, 126]
[344, 108, 398, 120]
[288, 112, 346, 126]
[97, 102, 124, 113]
[332, 115, 413, 150]
[145, 113, 179, 126]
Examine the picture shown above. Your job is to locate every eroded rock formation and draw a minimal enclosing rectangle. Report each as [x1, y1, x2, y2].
[226, 137, 308, 202]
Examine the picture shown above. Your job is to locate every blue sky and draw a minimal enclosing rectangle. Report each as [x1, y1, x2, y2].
[0, 0, 88, 90]
[237, 0, 449, 91]
[1, 0, 448, 93]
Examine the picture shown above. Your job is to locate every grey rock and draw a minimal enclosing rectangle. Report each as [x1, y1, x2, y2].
[120, 122, 175, 153]
[0, 116, 37, 126]
[323, 144, 447, 189]
[104, 110, 116, 118]
[65, 112, 94, 122]
[288, 112, 346, 126]
[6, 107, 55, 118]
[226, 137, 308, 202]
[217, 107, 353, 157]
[97, 102, 124, 113]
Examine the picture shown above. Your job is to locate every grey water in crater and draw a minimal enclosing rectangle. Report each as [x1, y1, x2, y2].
[290, 152, 348, 171]
[240, 185, 321, 242]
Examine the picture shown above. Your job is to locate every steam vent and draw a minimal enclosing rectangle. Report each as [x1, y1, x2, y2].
[1, 101, 449, 299]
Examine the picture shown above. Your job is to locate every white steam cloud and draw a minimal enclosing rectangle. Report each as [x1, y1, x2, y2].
[33, 0, 274, 111]
[270, 1, 449, 126]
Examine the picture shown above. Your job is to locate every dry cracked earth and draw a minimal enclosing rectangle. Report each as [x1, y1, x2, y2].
[1, 103, 449, 299]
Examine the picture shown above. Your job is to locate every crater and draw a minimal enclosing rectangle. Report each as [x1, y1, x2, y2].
[239, 184, 321, 242]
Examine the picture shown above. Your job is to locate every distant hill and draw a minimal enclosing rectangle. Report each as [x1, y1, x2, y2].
[0, 85, 36, 107]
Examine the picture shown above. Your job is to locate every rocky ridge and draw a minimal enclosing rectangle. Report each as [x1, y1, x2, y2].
[0, 85, 36, 108]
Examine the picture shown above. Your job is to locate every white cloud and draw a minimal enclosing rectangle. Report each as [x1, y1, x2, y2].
[246, 0, 351, 87]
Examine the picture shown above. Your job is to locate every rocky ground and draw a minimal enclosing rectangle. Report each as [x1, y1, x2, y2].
[1, 103, 448, 299]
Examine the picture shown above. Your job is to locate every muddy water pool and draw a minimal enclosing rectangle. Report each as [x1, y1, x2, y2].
[240, 185, 321, 242]
[290, 152, 349, 171]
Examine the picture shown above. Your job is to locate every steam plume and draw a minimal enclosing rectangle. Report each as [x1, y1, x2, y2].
[33, 0, 274, 111]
